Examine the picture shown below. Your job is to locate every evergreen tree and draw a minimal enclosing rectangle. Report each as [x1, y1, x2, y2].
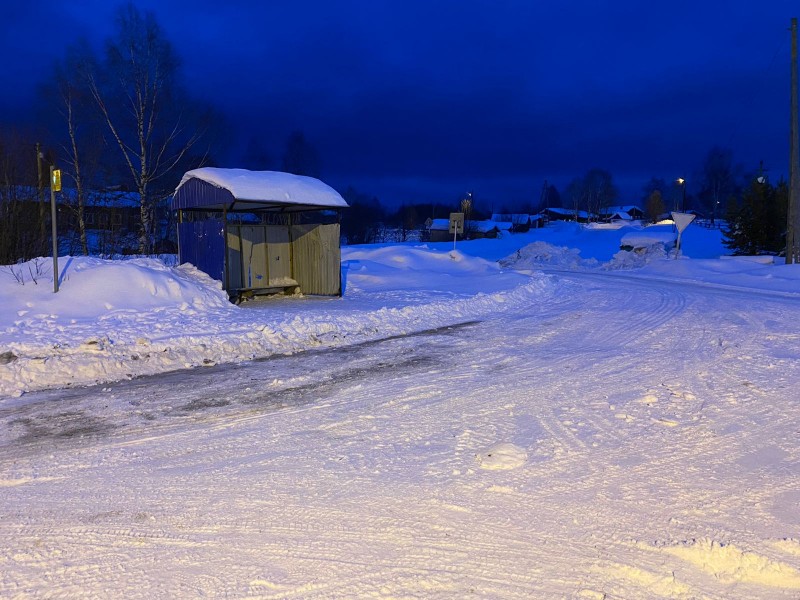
[340, 186, 385, 245]
[723, 180, 787, 255]
[645, 190, 665, 224]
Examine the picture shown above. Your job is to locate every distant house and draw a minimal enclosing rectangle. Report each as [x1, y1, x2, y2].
[471, 220, 502, 238]
[60, 188, 139, 230]
[428, 218, 500, 241]
[491, 213, 531, 233]
[427, 219, 451, 242]
[599, 205, 644, 222]
[2, 185, 149, 255]
[529, 214, 545, 229]
[607, 210, 632, 222]
[493, 220, 514, 234]
[542, 207, 593, 223]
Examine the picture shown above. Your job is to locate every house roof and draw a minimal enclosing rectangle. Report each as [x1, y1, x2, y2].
[600, 205, 643, 215]
[609, 211, 632, 220]
[473, 220, 502, 233]
[171, 168, 348, 212]
[491, 213, 530, 223]
[543, 207, 592, 219]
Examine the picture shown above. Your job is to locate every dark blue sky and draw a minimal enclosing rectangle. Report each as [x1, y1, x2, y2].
[2, 1, 798, 208]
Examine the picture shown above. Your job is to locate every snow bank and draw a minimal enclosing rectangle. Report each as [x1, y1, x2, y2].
[584, 221, 638, 230]
[604, 244, 669, 269]
[620, 231, 677, 249]
[495, 227, 798, 295]
[0, 257, 231, 320]
[0, 249, 554, 397]
[2, 221, 798, 398]
[662, 539, 800, 588]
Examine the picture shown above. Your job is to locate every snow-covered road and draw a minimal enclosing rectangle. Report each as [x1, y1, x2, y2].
[2, 269, 799, 598]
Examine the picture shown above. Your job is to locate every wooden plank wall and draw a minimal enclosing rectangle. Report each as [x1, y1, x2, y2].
[290, 223, 341, 296]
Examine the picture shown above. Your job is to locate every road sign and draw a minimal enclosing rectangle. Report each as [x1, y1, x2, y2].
[49, 166, 60, 292]
[671, 211, 696, 256]
[449, 212, 464, 252]
[671, 211, 696, 233]
[449, 212, 464, 234]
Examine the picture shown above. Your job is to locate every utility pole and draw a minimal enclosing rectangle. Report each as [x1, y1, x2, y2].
[540, 180, 549, 211]
[36, 143, 46, 251]
[788, 18, 799, 264]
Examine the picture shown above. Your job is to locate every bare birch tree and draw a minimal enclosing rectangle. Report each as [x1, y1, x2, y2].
[565, 177, 588, 221]
[698, 147, 740, 225]
[86, 3, 206, 253]
[42, 40, 102, 255]
[0, 129, 41, 262]
[583, 168, 617, 221]
[282, 131, 322, 178]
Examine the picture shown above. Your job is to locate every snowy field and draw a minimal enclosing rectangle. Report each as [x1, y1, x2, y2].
[1, 221, 800, 598]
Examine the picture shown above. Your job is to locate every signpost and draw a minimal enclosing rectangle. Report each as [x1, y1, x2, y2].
[449, 212, 464, 251]
[50, 167, 61, 292]
[671, 211, 696, 258]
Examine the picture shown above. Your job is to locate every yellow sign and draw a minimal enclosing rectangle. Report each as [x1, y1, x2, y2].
[52, 169, 62, 192]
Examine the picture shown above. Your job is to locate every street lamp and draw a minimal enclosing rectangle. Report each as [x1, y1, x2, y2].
[676, 178, 686, 213]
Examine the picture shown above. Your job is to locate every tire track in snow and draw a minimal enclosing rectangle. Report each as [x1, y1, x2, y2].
[0, 322, 477, 457]
[486, 273, 692, 463]
[459, 272, 800, 598]
[2, 270, 799, 598]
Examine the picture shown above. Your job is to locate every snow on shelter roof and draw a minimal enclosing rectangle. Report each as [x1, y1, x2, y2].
[172, 168, 348, 212]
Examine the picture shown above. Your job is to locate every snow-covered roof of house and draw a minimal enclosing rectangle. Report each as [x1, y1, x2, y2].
[473, 220, 502, 233]
[544, 207, 592, 219]
[171, 168, 348, 212]
[491, 214, 530, 223]
[609, 211, 632, 221]
[600, 205, 643, 215]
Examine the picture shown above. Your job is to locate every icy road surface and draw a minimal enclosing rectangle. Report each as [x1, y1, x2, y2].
[2, 271, 800, 598]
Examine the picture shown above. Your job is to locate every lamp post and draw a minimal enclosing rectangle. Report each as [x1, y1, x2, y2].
[676, 178, 686, 213]
[460, 191, 472, 238]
